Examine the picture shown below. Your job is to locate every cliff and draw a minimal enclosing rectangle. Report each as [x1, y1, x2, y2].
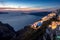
[0, 17, 56, 40]
[11, 15, 57, 40]
[0, 22, 15, 40]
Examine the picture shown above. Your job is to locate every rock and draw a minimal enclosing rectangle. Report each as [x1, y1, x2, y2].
[11, 20, 51, 40]
[0, 21, 15, 40]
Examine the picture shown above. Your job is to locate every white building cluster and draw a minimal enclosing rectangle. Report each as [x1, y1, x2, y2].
[31, 12, 57, 30]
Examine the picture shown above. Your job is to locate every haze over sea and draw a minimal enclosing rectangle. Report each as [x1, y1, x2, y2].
[0, 12, 42, 31]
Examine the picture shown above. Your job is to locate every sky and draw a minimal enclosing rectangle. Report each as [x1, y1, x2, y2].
[0, 0, 60, 9]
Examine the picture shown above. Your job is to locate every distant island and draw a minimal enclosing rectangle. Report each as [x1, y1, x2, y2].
[0, 12, 8, 14]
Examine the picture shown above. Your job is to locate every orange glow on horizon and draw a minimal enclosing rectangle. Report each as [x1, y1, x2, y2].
[0, 7, 56, 12]
[0, 7, 41, 11]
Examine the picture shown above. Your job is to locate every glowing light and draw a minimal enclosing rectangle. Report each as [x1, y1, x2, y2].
[51, 21, 57, 30]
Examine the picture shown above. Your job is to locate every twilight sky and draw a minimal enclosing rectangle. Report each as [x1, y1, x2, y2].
[0, 0, 60, 9]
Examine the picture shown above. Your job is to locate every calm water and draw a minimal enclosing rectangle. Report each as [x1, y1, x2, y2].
[0, 13, 41, 31]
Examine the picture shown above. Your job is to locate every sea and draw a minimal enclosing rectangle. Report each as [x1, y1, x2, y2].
[0, 12, 42, 31]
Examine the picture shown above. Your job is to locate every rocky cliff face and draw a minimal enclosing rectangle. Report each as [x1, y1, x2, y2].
[0, 21, 49, 40]
[0, 22, 15, 40]
[11, 25, 45, 40]
[11, 17, 55, 40]
[0, 19, 56, 40]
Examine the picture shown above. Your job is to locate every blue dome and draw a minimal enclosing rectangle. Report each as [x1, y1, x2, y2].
[36, 22, 42, 28]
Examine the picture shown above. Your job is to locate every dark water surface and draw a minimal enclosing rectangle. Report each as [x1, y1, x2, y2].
[0, 13, 41, 31]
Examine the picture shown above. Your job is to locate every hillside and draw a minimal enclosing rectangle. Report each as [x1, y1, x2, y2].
[0, 9, 60, 40]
